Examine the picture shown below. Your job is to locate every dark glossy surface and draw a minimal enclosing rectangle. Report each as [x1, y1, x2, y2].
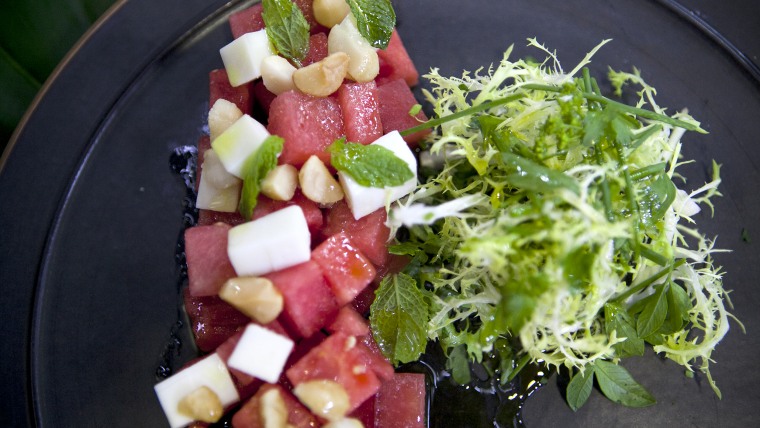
[1, 0, 759, 426]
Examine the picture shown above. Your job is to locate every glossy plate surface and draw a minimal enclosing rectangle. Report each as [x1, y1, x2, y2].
[1, 0, 758, 426]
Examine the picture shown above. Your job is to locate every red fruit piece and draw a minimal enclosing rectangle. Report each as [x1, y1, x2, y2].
[312, 233, 377, 306]
[209, 69, 252, 115]
[376, 78, 430, 146]
[376, 30, 419, 87]
[183, 290, 249, 352]
[185, 223, 237, 296]
[337, 81, 383, 145]
[323, 200, 391, 269]
[232, 384, 319, 428]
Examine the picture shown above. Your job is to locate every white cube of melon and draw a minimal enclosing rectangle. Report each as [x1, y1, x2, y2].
[227, 324, 295, 384]
[211, 114, 270, 178]
[338, 131, 418, 220]
[154, 353, 239, 428]
[220, 29, 273, 86]
[227, 205, 311, 276]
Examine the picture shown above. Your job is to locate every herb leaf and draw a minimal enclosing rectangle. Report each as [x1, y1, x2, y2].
[605, 303, 644, 357]
[238, 136, 283, 220]
[369, 273, 429, 365]
[262, 0, 310, 67]
[345, 0, 396, 49]
[447, 345, 472, 385]
[566, 368, 595, 411]
[636, 282, 669, 338]
[593, 360, 656, 407]
[328, 138, 414, 187]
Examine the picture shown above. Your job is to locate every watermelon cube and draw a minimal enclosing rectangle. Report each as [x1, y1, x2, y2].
[376, 30, 419, 87]
[337, 81, 383, 145]
[232, 384, 319, 428]
[303, 32, 328, 66]
[322, 200, 391, 268]
[326, 306, 371, 337]
[286, 332, 382, 413]
[373, 373, 427, 428]
[267, 90, 344, 168]
[209, 69, 252, 115]
[183, 290, 249, 352]
[376, 78, 430, 145]
[265, 261, 339, 338]
[228, 3, 265, 39]
[252, 190, 324, 235]
[312, 233, 377, 306]
[357, 334, 394, 382]
[185, 223, 237, 296]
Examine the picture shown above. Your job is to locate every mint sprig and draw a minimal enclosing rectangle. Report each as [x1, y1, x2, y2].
[328, 138, 413, 188]
[262, 0, 310, 67]
[369, 273, 429, 365]
[238, 136, 283, 220]
[345, 0, 396, 49]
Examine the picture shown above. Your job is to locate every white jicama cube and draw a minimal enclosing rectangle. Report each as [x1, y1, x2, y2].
[154, 353, 239, 428]
[227, 205, 311, 276]
[219, 29, 273, 86]
[211, 114, 270, 178]
[227, 324, 295, 384]
[196, 149, 242, 212]
[338, 131, 418, 220]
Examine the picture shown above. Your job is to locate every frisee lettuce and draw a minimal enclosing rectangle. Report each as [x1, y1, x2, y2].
[371, 39, 735, 410]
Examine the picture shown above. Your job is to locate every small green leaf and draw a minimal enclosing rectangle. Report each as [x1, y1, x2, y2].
[328, 138, 414, 188]
[345, 0, 396, 49]
[262, 0, 310, 67]
[369, 273, 429, 364]
[638, 172, 676, 228]
[659, 282, 690, 334]
[605, 303, 644, 357]
[408, 103, 422, 116]
[566, 368, 595, 411]
[593, 360, 656, 407]
[500, 152, 580, 195]
[238, 136, 284, 220]
[636, 282, 669, 338]
[446, 345, 472, 385]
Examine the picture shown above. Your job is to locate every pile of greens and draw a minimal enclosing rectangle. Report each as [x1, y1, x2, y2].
[370, 39, 734, 409]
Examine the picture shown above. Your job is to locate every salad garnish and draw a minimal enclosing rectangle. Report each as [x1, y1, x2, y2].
[238, 135, 283, 219]
[372, 38, 736, 410]
[261, 0, 310, 67]
[344, 0, 396, 49]
[328, 137, 414, 188]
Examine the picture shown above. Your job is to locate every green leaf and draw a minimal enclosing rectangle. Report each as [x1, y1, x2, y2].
[500, 152, 580, 195]
[446, 345, 472, 385]
[604, 303, 644, 357]
[262, 0, 310, 67]
[238, 136, 284, 220]
[328, 138, 414, 188]
[638, 172, 676, 228]
[659, 282, 691, 335]
[593, 360, 656, 407]
[369, 273, 429, 364]
[566, 368, 595, 411]
[345, 0, 396, 49]
[636, 282, 669, 338]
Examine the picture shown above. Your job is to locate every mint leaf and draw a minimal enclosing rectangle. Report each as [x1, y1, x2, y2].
[636, 282, 669, 338]
[659, 282, 690, 335]
[369, 273, 429, 364]
[593, 360, 656, 407]
[238, 136, 283, 220]
[328, 138, 414, 188]
[262, 0, 310, 67]
[604, 303, 644, 357]
[446, 345, 472, 385]
[345, 0, 396, 49]
[566, 368, 595, 411]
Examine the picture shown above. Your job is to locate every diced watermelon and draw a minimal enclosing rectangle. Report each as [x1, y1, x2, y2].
[286, 332, 382, 413]
[373, 373, 427, 428]
[232, 384, 319, 428]
[267, 90, 344, 167]
[350, 281, 378, 316]
[376, 78, 430, 145]
[326, 306, 370, 337]
[209, 69, 252, 115]
[303, 32, 328, 66]
[265, 261, 339, 338]
[293, 0, 325, 34]
[228, 3, 265, 39]
[350, 395, 376, 428]
[197, 210, 246, 227]
[183, 291, 249, 352]
[252, 191, 324, 235]
[376, 30, 419, 87]
[322, 200, 391, 268]
[312, 233, 376, 306]
[337, 81, 383, 145]
[357, 334, 395, 382]
[185, 223, 237, 296]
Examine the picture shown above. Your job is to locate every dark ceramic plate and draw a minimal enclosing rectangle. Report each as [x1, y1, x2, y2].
[1, 0, 759, 426]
